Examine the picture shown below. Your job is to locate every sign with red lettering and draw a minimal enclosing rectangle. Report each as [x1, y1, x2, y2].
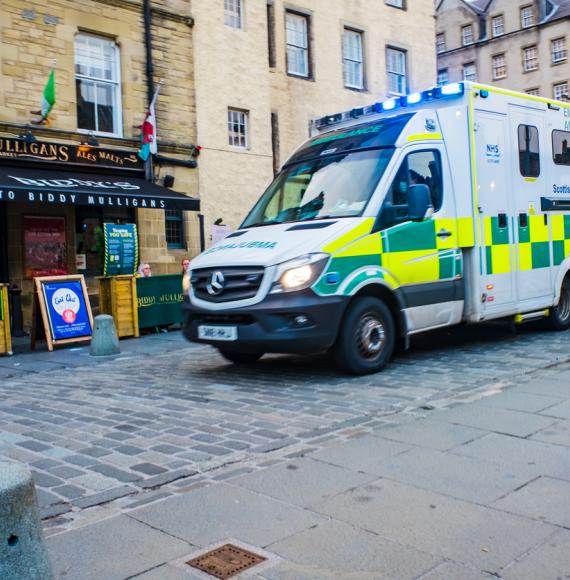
[24, 216, 67, 278]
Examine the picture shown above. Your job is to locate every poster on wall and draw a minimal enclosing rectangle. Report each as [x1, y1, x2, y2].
[31, 275, 93, 351]
[24, 216, 67, 278]
[103, 223, 138, 276]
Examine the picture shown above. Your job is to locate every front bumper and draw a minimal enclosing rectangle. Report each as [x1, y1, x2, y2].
[183, 290, 348, 353]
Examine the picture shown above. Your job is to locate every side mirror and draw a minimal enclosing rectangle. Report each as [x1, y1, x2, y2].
[408, 184, 434, 221]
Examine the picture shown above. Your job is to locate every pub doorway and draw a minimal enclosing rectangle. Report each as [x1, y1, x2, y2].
[0, 202, 8, 282]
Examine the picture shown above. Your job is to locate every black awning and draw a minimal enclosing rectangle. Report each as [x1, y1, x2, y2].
[0, 165, 200, 211]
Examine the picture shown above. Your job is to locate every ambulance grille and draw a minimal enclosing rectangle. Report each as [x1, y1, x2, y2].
[191, 266, 265, 303]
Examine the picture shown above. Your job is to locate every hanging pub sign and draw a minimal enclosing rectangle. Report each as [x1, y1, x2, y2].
[31, 275, 93, 351]
[103, 223, 138, 276]
[24, 216, 68, 278]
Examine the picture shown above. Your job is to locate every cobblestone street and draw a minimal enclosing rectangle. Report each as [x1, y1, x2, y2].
[0, 323, 569, 537]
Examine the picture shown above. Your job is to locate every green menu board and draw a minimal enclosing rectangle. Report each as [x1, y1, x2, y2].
[103, 223, 138, 276]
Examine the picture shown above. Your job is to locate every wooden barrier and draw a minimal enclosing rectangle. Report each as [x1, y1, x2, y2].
[0, 284, 12, 355]
[98, 276, 139, 338]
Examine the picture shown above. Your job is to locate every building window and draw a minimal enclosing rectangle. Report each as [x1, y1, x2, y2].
[385, 0, 404, 8]
[436, 33, 446, 54]
[551, 38, 567, 64]
[461, 25, 473, 46]
[75, 34, 122, 136]
[463, 62, 476, 81]
[165, 210, 184, 248]
[386, 47, 407, 95]
[286, 11, 310, 78]
[554, 81, 569, 101]
[224, 0, 243, 29]
[343, 29, 364, 89]
[526, 88, 540, 96]
[523, 46, 538, 72]
[518, 124, 540, 177]
[437, 69, 448, 85]
[228, 108, 248, 148]
[552, 130, 570, 165]
[520, 5, 534, 28]
[492, 14, 504, 37]
[492, 53, 507, 80]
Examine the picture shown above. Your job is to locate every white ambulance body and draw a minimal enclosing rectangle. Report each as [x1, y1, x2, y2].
[183, 82, 570, 374]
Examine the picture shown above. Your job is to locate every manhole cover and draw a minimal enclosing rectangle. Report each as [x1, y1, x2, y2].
[187, 544, 267, 579]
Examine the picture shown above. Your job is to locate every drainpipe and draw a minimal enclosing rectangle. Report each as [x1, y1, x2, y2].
[143, 0, 154, 181]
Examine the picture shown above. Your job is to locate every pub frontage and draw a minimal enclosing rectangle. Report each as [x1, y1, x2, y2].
[0, 135, 200, 332]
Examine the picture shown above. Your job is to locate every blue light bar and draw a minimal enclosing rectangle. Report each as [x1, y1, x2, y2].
[382, 98, 397, 111]
[406, 92, 422, 105]
[439, 82, 464, 96]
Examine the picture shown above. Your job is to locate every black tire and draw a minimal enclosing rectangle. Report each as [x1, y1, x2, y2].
[218, 349, 264, 364]
[546, 279, 570, 331]
[332, 296, 395, 375]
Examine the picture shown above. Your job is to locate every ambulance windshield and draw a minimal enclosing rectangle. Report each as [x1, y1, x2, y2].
[242, 148, 394, 227]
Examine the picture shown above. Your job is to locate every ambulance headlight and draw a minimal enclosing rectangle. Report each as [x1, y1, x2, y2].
[182, 271, 191, 293]
[271, 253, 330, 293]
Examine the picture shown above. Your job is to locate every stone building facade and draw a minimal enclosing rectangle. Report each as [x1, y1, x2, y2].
[0, 0, 200, 326]
[191, 0, 437, 242]
[436, 0, 569, 99]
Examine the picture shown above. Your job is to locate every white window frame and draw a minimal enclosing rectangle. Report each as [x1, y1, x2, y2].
[436, 33, 446, 54]
[551, 37, 567, 64]
[492, 53, 507, 80]
[228, 108, 249, 149]
[461, 25, 473, 46]
[521, 5, 534, 29]
[343, 28, 364, 89]
[385, 0, 404, 8]
[224, 0, 243, 29]
[526, 88, 539, 96]
[437, 69, 448, 85]
[492, 14, 504, 37]
[386, 47, 407, 95]
[463, 62, 476, 81]
[523, 45, 538, 72]
[286, 11, 310, 78]
[554, 81, 569, 101]
[74, 33, 123, 137]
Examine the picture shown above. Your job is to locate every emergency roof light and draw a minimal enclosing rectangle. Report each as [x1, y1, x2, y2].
[313, 82, 465, 131]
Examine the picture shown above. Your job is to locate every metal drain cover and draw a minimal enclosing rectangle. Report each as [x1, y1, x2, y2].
[187, 543, 267, 578]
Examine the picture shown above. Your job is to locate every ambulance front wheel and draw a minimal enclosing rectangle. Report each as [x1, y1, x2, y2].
[218, 349, 264, 364]
[547, 278, 570, 331]
[333, 296, 395, 375]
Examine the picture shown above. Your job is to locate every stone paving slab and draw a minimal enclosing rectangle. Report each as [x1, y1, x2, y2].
[418, 561, 492, 579]
[313, 478, 557, 571]
[529, 419, 570, 447]
[264, 519, 442, 579]
[46, 514, 192, 580]
[538, 399, 570, 419]
[516, 377, 570, 398]
[475, 390, 566, 413]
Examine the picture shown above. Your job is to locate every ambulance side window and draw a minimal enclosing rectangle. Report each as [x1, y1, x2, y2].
[518, 124, 540, 177]
[378, 150, 442, 229]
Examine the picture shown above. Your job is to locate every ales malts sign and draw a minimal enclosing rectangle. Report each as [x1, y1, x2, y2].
[0, 137, 143, 171]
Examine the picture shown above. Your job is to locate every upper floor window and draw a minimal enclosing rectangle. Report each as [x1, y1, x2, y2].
[554, 81, 569, 101]
[492, 53, 507, 80]
[385, 0, 404, 8]
[492, 14, 504, 37]
[462, 25, 474, 46]
[286, 11, 310, 78]
[526, 88, 539, 96]
[343, 29, 364, 89]
[75, 34, 122, 136]
[520, 5, 534, 28]
[225, 0, 243, 29]
[523, 46, 538, 72]
[437, 69, 448, 85]
[436, 33, 446, 54]
[228, 108, 248, 148]
[551, 37, 567, 64]
[386, 47, 407, 95]
[463, 62, 476, 81]
[518, 124, 540, 177]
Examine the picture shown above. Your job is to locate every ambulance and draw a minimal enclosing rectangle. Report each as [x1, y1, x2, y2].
[183, 81, 570, 374]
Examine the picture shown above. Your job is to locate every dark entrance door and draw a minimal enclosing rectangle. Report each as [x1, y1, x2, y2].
[0, 202, 8, 282]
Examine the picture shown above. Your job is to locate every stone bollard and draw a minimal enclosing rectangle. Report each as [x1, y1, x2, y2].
[90, 314, 121, 357]
[0, 462, 54, 580]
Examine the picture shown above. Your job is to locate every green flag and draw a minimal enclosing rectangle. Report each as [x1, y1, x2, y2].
[41, 69, 56, 120]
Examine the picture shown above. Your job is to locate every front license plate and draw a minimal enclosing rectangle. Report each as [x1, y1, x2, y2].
[198, 325, 238, 341]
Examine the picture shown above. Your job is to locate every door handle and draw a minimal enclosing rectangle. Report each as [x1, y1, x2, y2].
[436, 229, 452, 238]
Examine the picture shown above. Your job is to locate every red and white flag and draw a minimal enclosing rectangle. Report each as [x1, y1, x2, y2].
[138, 84, 161, 161]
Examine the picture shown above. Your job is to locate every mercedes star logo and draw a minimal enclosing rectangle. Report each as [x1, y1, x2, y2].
[206, 271, 225, 296]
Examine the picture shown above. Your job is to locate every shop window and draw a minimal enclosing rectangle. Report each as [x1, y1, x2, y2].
[518, 124, 540, 177]
[386, 47, 407, 95]
[165, 209, 185, 248]
[286, 11, 310, 78]
[552, 130, 570, 165]
[75, 34, 122, 137]
[343, 28, 364, 90]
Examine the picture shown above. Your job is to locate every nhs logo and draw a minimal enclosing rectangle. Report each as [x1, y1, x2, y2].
[485, 143, 501, 163]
